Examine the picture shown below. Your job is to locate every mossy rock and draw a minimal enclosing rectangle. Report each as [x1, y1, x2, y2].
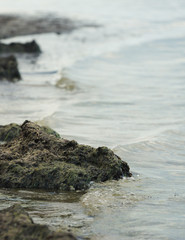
[0, 40, 41, 54]
[0, 55, 21, 81]
[0, 121, 131, 190]
[40, 125, 60, 139]
[0, 204, 77, 240]
[0, 123, 21, 142]
[0, 123, 60, 142]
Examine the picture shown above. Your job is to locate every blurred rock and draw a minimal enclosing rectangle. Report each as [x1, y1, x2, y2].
[0, 204, 77, 240]
[0, 14, 94, 39]
[0, 55, 21, 81]
[0, 40, 41, 54]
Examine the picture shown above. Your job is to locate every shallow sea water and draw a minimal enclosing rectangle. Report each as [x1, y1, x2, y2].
[1, 1, 185, 239]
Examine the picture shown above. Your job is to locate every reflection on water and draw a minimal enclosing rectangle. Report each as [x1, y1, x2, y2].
[0, 188, 93, 236]
[1, 0, 185, 239]
[81, 177, 145, 216]
[0, 176, 147, 239]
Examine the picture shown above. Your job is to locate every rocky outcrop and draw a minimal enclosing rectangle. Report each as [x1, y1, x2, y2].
[0, 41, 40, 82]
[0, 204, 77, 240]
[0, 55, 21, 81]
[0, 40, 41, 53]
[0, 121, 131, 190]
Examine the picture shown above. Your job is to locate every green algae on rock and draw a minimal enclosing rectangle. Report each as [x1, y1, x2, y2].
[0, 55, 21, 81]
[0, 123, 60, 142]
[0, 121, 131, 190]
[0, 123, 21, 142]
[40, 125, 61, 139]
[0, 204, 77, 240]
[0, 40, 41, 54]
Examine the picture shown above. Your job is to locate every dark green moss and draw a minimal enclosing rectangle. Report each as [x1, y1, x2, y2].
[40, 126, 60, 139]
[0, 123, 61, 142]
[0, 123, 21, 142]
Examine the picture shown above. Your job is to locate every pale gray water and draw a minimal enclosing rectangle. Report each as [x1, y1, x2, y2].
[1, 1, 185, 239]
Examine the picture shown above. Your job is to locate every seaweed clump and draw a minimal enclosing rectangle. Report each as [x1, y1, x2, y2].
[0, 121, 131, 190]
[0, 204, 77, 240]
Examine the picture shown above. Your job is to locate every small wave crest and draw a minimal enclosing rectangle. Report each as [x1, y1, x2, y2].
[55, 76, 78, 91]
[81, 178, 146, 216]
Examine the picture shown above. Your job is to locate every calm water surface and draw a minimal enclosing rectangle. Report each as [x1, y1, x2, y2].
[1, 1, 185, 239]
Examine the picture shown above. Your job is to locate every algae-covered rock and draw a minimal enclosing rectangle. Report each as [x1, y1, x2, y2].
[0, 123, 60, 142]
[0, 204, 77, 240]
[40, 125, 61, 139]
[0, 40, 41, 53]
[0, 55, 21, 81]
[0, 123, 21, 142]
[0, 121, 131, 190]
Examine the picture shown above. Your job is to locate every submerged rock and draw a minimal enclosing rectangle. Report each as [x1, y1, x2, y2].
[56, 77, 76, 91]
[0, 40, 41, 54]
[0, 55, 21, 81]
[0, 123, 60, 142]
[0, 121, 131, 190]
[0, 204, 77, 240]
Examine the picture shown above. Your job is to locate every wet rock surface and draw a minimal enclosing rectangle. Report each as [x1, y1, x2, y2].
[0, 204, 77, 240]
[0, 121, 131, 191]
[0, 40, 41, 54]
[0, 55, 21, 81]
